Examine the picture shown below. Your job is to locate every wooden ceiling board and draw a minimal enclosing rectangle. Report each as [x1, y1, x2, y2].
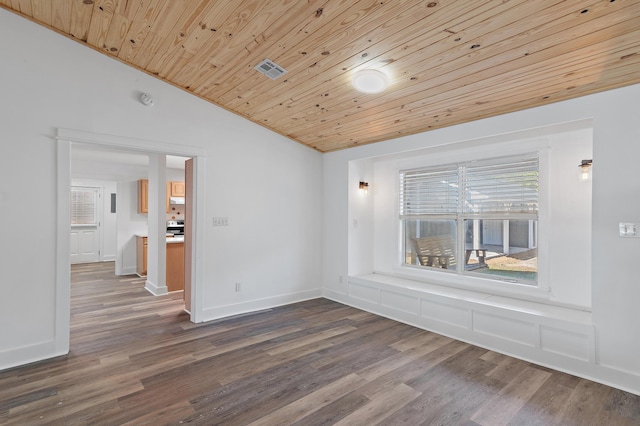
[219, 0, 465, 113]
[167, 0, 273, 90]
[294, 20, 640, 144]
[255, 0, 548, 133]
[284, 1, 640, 146]
[115, 1, 163, 61]
[190, 0, 334, 96]
[51, 0, 72, 34]
[2, 0, 639, 152]
[185, 1, 338, 99]
[69, 0, 93, 41]
[268, 0, 611, 128]
[30, 0, 51, 26]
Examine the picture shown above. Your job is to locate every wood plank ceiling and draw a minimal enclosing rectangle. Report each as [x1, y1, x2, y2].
[2, 0, 639, 152]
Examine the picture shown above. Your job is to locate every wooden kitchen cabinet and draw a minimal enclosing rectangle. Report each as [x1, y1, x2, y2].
[170, 181, 185, 197]
[166, 242, 185, 292]
[138, 179, 149, 214]
[136, 235, 184, 292]
[138, 179, 171, 213]
[166, 182, 171, 213]
[136, 236, 148, 276]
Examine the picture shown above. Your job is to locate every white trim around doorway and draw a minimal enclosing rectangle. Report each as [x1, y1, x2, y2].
[56, 128, 208, 356]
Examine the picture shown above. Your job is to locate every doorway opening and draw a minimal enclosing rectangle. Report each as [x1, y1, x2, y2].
[56, 128, 206, 357]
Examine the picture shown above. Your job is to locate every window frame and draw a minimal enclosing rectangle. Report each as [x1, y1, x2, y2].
[395, 148, 550, 296]
[70, 186, 99, 227]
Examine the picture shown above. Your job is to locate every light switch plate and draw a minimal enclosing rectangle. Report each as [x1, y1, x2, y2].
[213, 217, 228, 227]
[619, 222, 639, 237]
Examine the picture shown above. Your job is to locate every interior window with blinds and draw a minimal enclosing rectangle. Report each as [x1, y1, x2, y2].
[400, 154, 539, 284]
[71, 187, 98, 226]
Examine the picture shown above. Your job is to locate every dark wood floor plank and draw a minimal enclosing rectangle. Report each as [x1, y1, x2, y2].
[383, 347, 501, 425]
[357, 332, 455, 383]
[334, 382, 421, 425]
[247, 373, 366, 425]
[0, 387, 58, 413]
[0, 262, 639, 425]
[291, 389, 371, 426]
[120, 399, 196, 426]
[555, 380, 638, 425]
[471, 365, 553, 425]
[505, 378, 577, 426]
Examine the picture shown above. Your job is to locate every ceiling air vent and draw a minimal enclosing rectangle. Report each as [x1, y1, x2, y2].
[254, 59, 287, 80]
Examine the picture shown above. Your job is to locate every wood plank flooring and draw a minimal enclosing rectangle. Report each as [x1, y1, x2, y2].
[1, 262, 639, 425]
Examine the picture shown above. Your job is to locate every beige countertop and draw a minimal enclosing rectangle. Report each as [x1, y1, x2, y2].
[135, 233, 184, 244]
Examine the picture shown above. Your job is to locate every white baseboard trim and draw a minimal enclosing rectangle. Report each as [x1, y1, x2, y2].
[323, 285, 640, 396]
[0, 340, 68, 372]
[200, 289, 322, 323]
[145, 279, 168, 296]
[117, 266, 137, 276]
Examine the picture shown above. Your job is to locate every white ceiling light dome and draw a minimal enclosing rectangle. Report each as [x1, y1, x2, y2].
[352, 69, 389, 93]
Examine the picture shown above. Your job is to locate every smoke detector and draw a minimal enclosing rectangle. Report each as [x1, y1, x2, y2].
[254, 59, 287, 80]
[139, 92, 154, 107]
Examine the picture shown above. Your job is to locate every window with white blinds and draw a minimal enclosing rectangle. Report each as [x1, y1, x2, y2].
[400, 154, 538, 218]
[400, 154, 539, 284]
[400, 165, 458, 217]
[71, 187, 98, 226]
[462, 156, 538, 216]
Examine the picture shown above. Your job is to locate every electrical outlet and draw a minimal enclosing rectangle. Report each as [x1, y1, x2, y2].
[339, 275, 343, 283]
[619, 222, 640, 237]
[213, 217, 229, 227]
[235, 282, 241, 292]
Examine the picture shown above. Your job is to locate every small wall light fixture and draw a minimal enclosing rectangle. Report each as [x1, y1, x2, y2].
[579, 159, 592, 181]
[359, 181, 369, 193]
[352, 69, 389, 93]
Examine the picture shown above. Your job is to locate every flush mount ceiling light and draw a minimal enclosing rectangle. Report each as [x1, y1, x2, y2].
[352, 69, 389, 93]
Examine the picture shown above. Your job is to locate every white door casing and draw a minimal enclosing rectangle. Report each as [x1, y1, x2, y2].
[57, 128, 207, 338]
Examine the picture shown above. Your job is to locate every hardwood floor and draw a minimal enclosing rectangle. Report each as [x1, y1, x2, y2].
[1, 262, 639, 425]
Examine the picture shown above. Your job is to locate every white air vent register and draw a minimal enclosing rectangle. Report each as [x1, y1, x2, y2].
[254, 59, 287, 80]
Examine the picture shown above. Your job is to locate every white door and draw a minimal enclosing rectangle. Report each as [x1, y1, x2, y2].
[482, 220, 503, 246]
[70, 186, 101, 263]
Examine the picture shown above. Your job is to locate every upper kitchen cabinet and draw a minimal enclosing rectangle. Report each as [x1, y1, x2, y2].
[138, 179, 149, 214]
[170, 181, 185, 197]
[138, 179, 176, 214]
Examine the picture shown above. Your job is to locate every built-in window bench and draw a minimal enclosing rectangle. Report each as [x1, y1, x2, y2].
[342, 273, 596, 368]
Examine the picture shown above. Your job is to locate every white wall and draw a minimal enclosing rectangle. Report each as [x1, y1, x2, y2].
[348, 159, 375, 276]
[0, 9, 323, 369]
[323, 85, 640, 394]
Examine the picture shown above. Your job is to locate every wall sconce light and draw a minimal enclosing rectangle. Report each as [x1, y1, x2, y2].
[359, 181, 369, 193]
[579, 159, 592, 181]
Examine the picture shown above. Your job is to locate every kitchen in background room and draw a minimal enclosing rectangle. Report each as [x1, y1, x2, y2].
[136, 178, 187, 292]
